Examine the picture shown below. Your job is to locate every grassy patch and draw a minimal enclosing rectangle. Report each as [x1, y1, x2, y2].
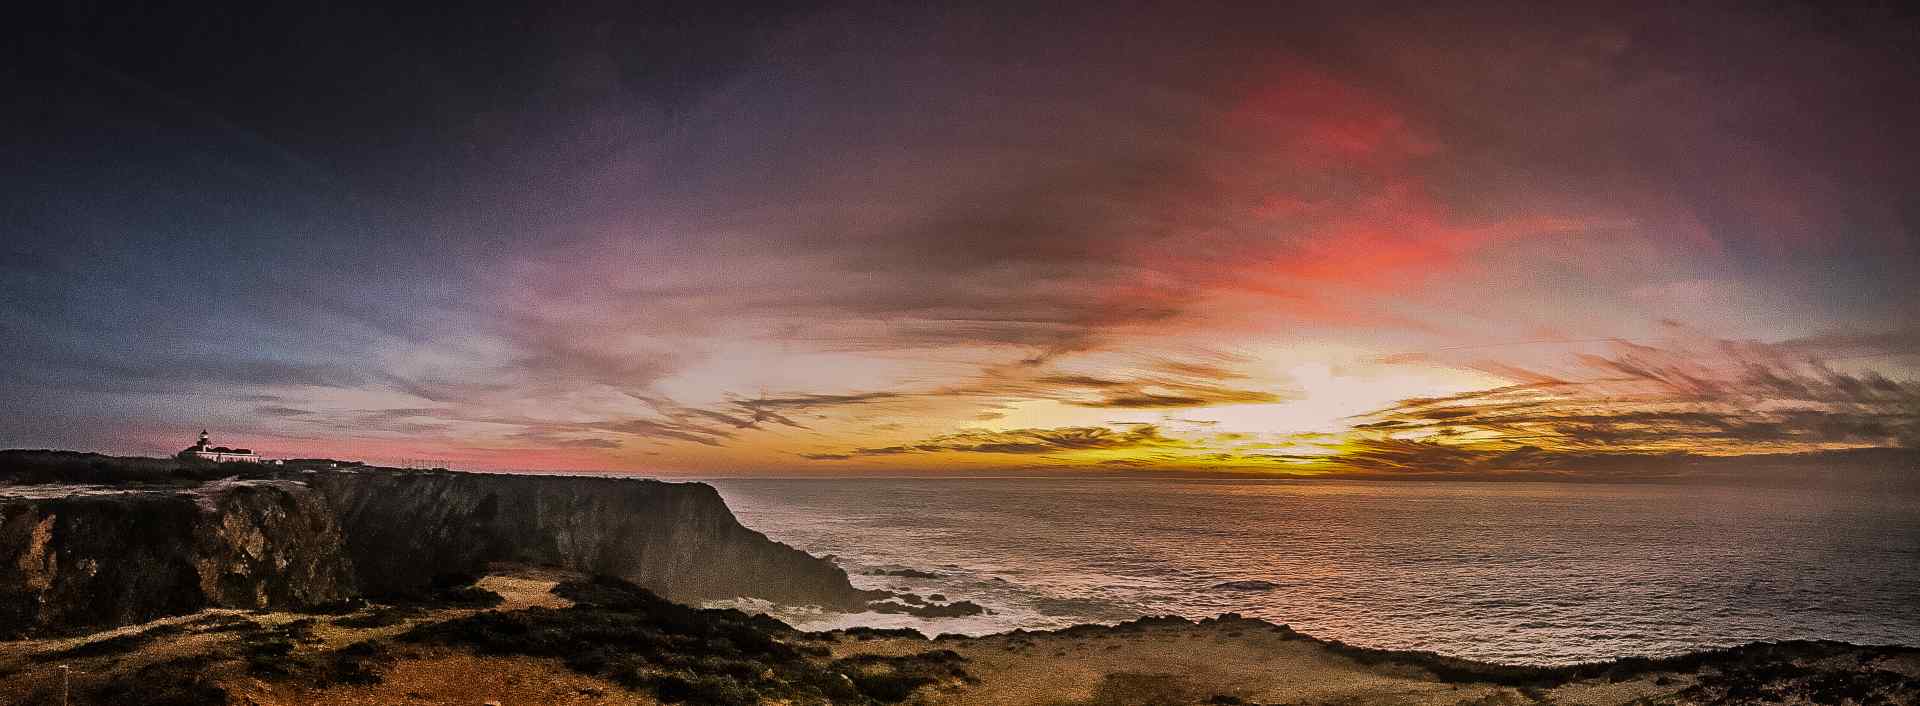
[33, 623, 187, 662]
[295, 598, 369, 615]
[235, 618, 390, 687]
[11, 655, 230, 706]
[90, 655, 230, 706]
[331, 606, 427, 629]
[1677, 648, 1920, 705]
[1308, 631, 1920, 699]
[180, 614, 262, 634]
[375, 572, 505, 608]
[402, 575, 970, 705]
[1072, 672, 1191, 706]
[836, 626, 927, 640]
[829, 651, 972, 701]
[0, 449, 272, 487]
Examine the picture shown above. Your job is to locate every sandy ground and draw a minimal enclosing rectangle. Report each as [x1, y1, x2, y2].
[234, 649, 656, 706]
[0, 567, 589, 706]
[826, 621, 1688, 706]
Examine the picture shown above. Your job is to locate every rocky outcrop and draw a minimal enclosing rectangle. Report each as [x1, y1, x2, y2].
[189, 480, 358, 610]
[0, 466, 869, 638]
[0, 480, 355, 638]
[304, 470, 869, 610]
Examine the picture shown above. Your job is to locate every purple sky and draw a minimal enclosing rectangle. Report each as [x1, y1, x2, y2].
[4, 1, 1917, 476]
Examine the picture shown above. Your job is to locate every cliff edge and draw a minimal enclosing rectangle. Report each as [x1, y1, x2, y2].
[0, 480, 355, 638]
[1, 454, 872, 638]
[303, 469, 869, 610]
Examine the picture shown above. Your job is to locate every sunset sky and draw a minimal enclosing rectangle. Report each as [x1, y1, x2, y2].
[5, 1, 1917, 477]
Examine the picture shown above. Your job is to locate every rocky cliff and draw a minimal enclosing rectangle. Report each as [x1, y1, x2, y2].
[0, 480, 356, 638]
[0, 466, 868, 638]
[304, 470, 868, 610]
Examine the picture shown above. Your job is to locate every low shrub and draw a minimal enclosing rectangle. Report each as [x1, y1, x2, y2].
[403, 575, 969, 705]
[88, 655, 229, 706]
[331, 606, 427, 629]
[34, 623, 187, 662]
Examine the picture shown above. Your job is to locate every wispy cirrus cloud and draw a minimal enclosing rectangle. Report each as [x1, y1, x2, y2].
[933, 355, 1292, 410]
[1324, 332, 1920, 476]
[802, 424, 1183, 460]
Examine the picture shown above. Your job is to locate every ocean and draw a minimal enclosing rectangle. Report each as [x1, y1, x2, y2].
[706, 476, 1920, 665]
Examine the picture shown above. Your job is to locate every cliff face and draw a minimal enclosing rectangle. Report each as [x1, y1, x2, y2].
[189, 480, 359, 610]
[0, 480, 355, 638]
[305, 470, 868, 610]
[0, 468, 866, 638]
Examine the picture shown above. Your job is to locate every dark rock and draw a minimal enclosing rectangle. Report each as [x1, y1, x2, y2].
[837, 626, 928, 640]
[306, 469, 869, 609]
[0, 480, 356, 638]
[2, 464, 873, 637]
[869, 599, 988, 618]
[866, 568, 942, 579]
[1211, 580, 1280, 591]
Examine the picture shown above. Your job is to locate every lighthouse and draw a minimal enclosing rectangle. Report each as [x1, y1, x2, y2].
[180, 430, 262, 463]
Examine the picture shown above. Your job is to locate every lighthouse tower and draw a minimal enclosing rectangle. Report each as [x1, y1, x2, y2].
[179, 430, 262, 463]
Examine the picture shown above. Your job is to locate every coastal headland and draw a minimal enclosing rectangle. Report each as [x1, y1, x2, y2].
[3, 451, 1916, 705]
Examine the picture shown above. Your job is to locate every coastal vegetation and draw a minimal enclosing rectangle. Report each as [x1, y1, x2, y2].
[0, 450, 257, 486]
[3, 570, 1914, 705]
[0, 449, 365, 488]
[404, 575, 974, 705]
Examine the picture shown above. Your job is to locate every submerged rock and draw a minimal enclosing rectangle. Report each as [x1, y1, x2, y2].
[1212, 580, 1280, 591]
[870, 599, 989, 618]
[868, 568, 943, 579]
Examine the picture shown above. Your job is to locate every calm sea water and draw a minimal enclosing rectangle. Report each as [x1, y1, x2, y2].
[705, 476, 1920, 665]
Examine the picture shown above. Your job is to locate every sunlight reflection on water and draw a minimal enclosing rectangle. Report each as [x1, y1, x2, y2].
[707, 477, 1920, 665]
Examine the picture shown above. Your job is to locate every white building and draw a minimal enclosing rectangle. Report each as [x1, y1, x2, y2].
[182, 430, 262, 463]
